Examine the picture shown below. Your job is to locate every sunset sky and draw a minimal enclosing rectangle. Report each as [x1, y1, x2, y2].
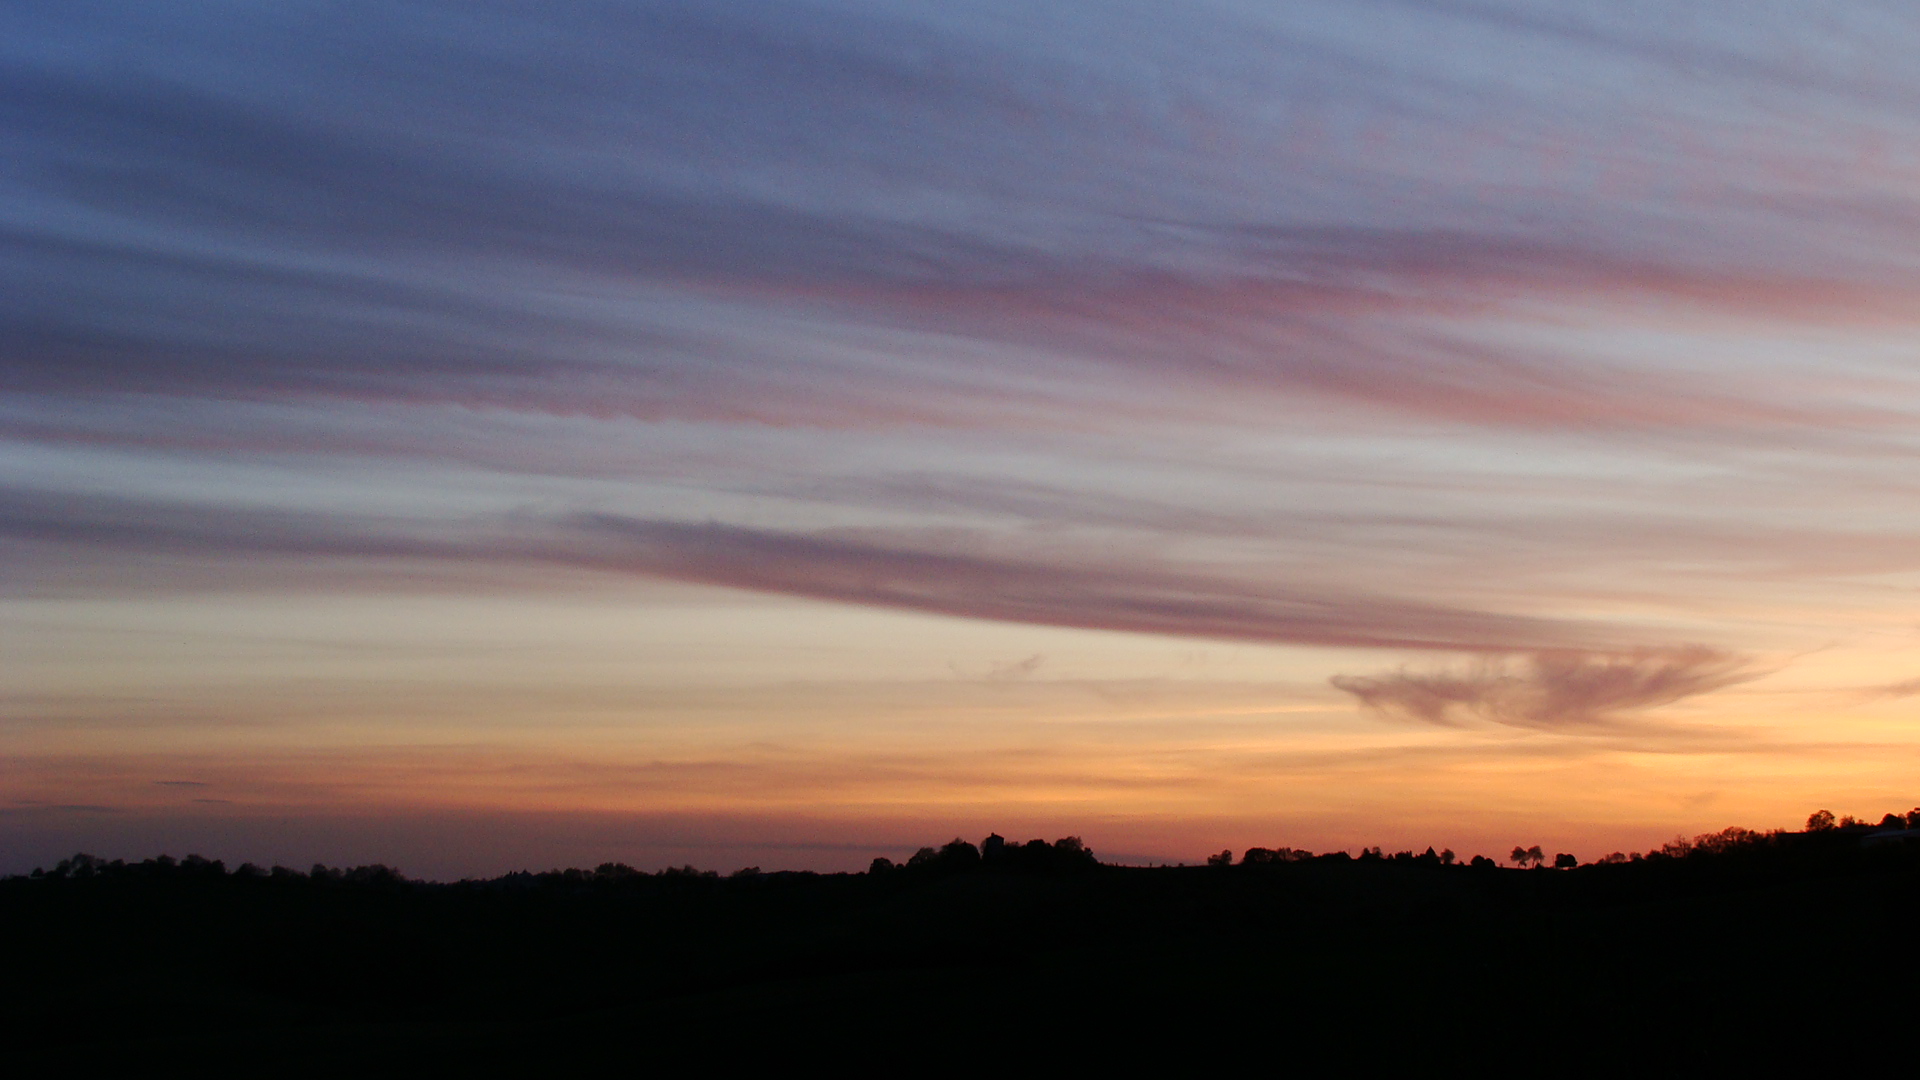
[7, 1, 1920, 878]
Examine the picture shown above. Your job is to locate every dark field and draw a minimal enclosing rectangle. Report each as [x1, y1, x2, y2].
[8, 829, 1916, 1066]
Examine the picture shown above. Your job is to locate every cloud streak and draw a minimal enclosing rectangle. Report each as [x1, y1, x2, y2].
[573, 516, 1603, 652]
[6, 1, 1920, 442]
[1330, 647, 1762, 731]
[0, 485, 1608, 652]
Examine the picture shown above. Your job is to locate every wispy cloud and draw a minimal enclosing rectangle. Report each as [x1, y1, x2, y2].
[1859, 676, 1920, 700]
[572, 516, 1603, 652]
[0, 486, 1608, 651]
[1330, 647, 1761, 730]
[983, 654, 1045, 681]
[7, 2, 1920, 440]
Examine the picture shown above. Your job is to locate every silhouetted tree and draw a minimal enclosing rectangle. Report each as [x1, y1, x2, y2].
[1439, 849, 1456, 866]
[47, 854, 108, 879]
[343, 864, 404, 885]
[1051, 837, 1097, 866]
[658, 865, 716, 879]
[1653, 836, 1693, 859]
[1240, 847, 1314, 865]
[1553, 853, 1577, 869]
[868, 857, 894, 874]
[1687, 827, 1769, 855]
[906, 838, 979, 871]
[1807, 809, 1836, 831]
[181, 854, 225, 877]
[1206, 850, 1233, 867]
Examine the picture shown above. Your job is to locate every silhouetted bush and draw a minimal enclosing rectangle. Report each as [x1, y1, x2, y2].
[1240, 847, 1314, 865]
[974, 834, 1098, 873]
[658, 865, 717, 879]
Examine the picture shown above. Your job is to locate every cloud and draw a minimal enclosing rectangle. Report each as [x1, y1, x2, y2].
[1861, 676, 1920, 700]
[984, 654, 1045, 681]
[0, 486, 1609, 651]
[1330, 647, 1760, 730]
[572, 516, 1606, 652]
[0, 487, 456, 560]
[6, 2, 1919, 442]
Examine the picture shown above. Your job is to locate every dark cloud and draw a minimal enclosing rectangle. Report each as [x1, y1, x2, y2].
[0, 487, 456, 560]
[1330, 647, 1760, 730]
[572, 515, 1600, 652]
[0, 485, 1605, 651]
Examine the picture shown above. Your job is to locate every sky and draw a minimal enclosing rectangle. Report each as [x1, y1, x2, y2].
[6, 0, 1920, 878]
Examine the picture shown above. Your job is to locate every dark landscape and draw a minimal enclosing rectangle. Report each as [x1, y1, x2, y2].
[9, 809, 1917, 1065]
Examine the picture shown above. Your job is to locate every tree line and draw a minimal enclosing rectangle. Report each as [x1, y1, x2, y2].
[16, 805, 1917, 886]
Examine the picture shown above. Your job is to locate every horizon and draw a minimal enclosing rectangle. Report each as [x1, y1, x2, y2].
[7, 2, 1920, 879]
[19, 803, 1916, 883]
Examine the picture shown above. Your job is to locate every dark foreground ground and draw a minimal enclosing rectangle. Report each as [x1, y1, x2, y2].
[6, 829, 1917, 1067]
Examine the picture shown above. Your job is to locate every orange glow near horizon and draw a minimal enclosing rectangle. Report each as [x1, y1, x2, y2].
[8, 584, 1919, 878]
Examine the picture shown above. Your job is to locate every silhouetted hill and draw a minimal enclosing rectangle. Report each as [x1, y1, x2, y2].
[6, 821, 1917, 1066]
